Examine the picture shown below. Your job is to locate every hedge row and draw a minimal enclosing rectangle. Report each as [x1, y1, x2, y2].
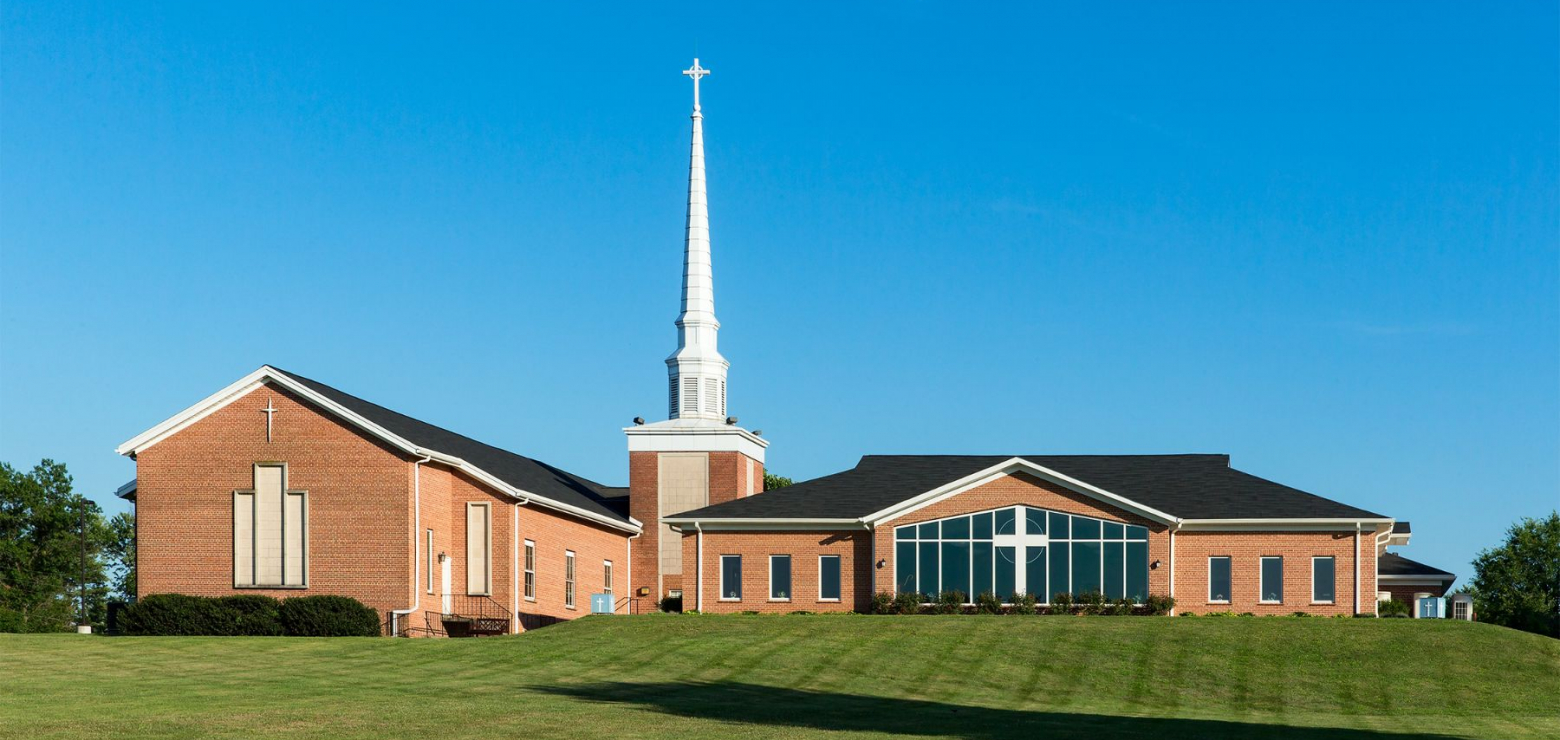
[121, 594, 382, 636]
[868, 590, 1176, 616]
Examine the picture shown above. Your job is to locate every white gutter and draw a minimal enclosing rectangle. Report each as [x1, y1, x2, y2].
[390, 455, 432, 635]
[694, 523, 704, 613]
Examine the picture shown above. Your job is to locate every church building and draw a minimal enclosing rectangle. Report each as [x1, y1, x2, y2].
[114, 60, 1455, 633]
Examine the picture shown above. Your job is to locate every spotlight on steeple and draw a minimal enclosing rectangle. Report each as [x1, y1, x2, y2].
[633, 417, 645, 426]
[725, 416, 738, 425]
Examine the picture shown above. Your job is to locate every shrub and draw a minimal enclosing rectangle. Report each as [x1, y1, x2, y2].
[974, 591, 1002, 615]
[278, 595, 380, 637]
[870, 592, 895, 615]
[1050, 592, 1074, 614]
[892, 592, 923, 615]
[1352, 612, 1377, 618]
[219, 595, 284, 636]
[1238, 612, 1256, 618]
[1143, 594, 1176, 616]
[1179, 611, 1198, 617]
[1105, 598, 1133, 616]
[1291, 611, 1312, 618]
[1076, 591, 1107, 616]
[1379, 599, 1411, 618]
[657, 596, 683, 613]
[933, 591, 966, 615]
[1010, 592, 1037, 615]
[123, 594, 237, 636]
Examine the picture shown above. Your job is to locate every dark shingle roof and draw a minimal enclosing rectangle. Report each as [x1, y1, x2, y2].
[670, 454, 1386, 522]
[1393, 521, 1411, 534]
[1379, 553, 1455, 578]
[274, 367, 631, 526]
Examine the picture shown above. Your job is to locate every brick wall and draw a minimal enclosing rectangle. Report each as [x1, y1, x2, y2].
[627, 448, 762, 602]
[679, 529, 870, 613]
[1174, 530, 1377, 616]
[1380, 582, 1450, 607]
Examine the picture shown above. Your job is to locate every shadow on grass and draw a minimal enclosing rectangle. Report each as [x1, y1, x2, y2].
[532, 680, 1463, 740]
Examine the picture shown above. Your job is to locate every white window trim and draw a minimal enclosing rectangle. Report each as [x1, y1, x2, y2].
[1208, 555, 1231, 604]
[523, 539, 536, 602]
[719, 555, 743, 601]
[817, 554, 842, 602]
[426, 529, 434, 594]
[233, 463, 310, 590]
[564, 549, 576, 610]
[1311, 556, 1336, 604]
[603, 560, 614, 596]
[465, 502, 493, 596]
[1259, 556, 1284, 604]
[769, 555, 792, 602]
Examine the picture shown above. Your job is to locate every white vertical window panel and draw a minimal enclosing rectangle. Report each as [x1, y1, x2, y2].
[658, 453, 708, 575]
[234, 492, 254, 586]
[466, 504, 491, 595]
[254, 466, 284, 586]
[283, 492, 305, 585]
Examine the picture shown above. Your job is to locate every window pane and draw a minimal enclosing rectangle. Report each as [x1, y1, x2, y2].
[1104, 542, 1124, 599]
[995, 546, 1016, 601]
[972, 512, 993, 540]
[1103, 522, 1124, 540]
[820, 556, 841, 600]
[972, 542, 993, 599]
[1024, 507, 1046, 535]
[721, 556, 742, 600]
[918, 542, 939, 597]
[1313, 557, 1335, 603]
[1072, 517, 1101, 540]
[896, 526, 915, 540]
[1209, 557, 1232, 601]
[1261, 557, 1284, 602]
[1126, 542, 1149, 602]
[896, 542, 917, 593]
[1071, 542, 1102, 596]
[994, 508, 1016, 536]
[941, 542, 970, 599]
[1048, 512, 1070, 540]
[919, 522, 939, 540]
[1126, 525, 1149, 541]
[771, 556, 792, 600]
[942, 516, 970, 539]
[1048, 542, 1070, 601]
[1025, 545, 1046, 600]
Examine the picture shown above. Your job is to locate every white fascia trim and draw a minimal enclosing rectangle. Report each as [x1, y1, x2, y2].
[1178, 518, 1394, 532]
[1386, 533, 1411, 547]
[1378, 574, 1457, 583]
[117, 365, 640, 535]
[624, 426, 767, 462]
[864, 457, 1180, 527]
[664, 518, 866, 532]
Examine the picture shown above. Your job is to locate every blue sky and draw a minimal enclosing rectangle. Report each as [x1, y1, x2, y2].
[2, 2, 1555, 582]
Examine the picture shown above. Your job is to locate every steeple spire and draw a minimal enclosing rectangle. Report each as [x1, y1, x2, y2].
[667, 58, 729, 421]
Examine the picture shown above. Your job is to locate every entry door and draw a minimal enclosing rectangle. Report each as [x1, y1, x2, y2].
[441, 557, 452, 613]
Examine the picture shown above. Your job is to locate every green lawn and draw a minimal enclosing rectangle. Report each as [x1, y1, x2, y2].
[2, 615, 1557, 739]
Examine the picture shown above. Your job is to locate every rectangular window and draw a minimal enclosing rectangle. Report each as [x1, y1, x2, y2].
[996, 546, 1017, 601]
[1072, 517, 1101, 540]
[1260, 556, 1283, 603]
[940, 541, 970, 599]
[233, 464, 307, 588]
[1048, 511, 1069, 539]
[770, 555, 792, 600]
[1048, 541, 1069, 601]
[972, 541, 993, 599]
[819, 555, 842, 601]
[1103, 541, 1124, 599]
[1126, 541, 1149, 602]
[720, 555, 742, 600]
[895, 541, 916, 593]
[1024, 545, 1046, 600]
[1209, 556, 1232, 602]
[523, 540, 536, 601]
[917, 542, 939, 598]
[603, 560, 613, 596]
[564, 550, 576, 609]
[466, 503, 492, 595]
[1071, 542, 1101, 595]
[426, 530, 434, 594]
[1312, 556, 1335, 603]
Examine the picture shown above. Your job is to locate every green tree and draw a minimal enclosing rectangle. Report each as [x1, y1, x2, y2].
[763, 472, 793, 491]
[105, 511, 136, 599]
[0, 460, 115, 631]
[1469, 512, 1559, 637]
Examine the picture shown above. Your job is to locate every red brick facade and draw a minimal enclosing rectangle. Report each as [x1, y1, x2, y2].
[1173, 530, 1376, 616]
[131, 381, 633, 634]
[628, 449, 762, 602]
[679, 530, 870, 612]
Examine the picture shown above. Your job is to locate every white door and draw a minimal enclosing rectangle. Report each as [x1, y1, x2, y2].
[441, 557, 452, 613]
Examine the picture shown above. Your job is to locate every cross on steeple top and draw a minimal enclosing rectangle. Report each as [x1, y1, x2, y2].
[683, 58, 710, 112]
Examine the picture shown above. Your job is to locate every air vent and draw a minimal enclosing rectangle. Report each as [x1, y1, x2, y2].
[704, 381, 719, 418]
[684, 377, 701, 414]
[668, 377, 679, 418]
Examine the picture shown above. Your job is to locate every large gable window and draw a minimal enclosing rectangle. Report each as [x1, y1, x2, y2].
[894, 506, 1149, 604]
[234, 463, 307, 588]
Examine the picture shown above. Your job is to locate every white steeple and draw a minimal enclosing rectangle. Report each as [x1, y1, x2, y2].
[666, 58, 729, 421]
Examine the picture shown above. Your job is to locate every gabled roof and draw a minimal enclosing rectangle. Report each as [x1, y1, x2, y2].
[116, 365, 638, 532]
[666, 454, 1388, 524]
[1379, 553, 1456, 580]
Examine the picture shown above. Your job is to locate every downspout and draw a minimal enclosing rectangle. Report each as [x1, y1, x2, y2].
[1354, 522, 1361, 615]
[626, 529, 642, 614]
[390, 455, 432, 635]
[1168, 522, 1180, 615]
[511, 503, 519, 633]
[867, 521, 876, 603]
[695, 523, 704, 613]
